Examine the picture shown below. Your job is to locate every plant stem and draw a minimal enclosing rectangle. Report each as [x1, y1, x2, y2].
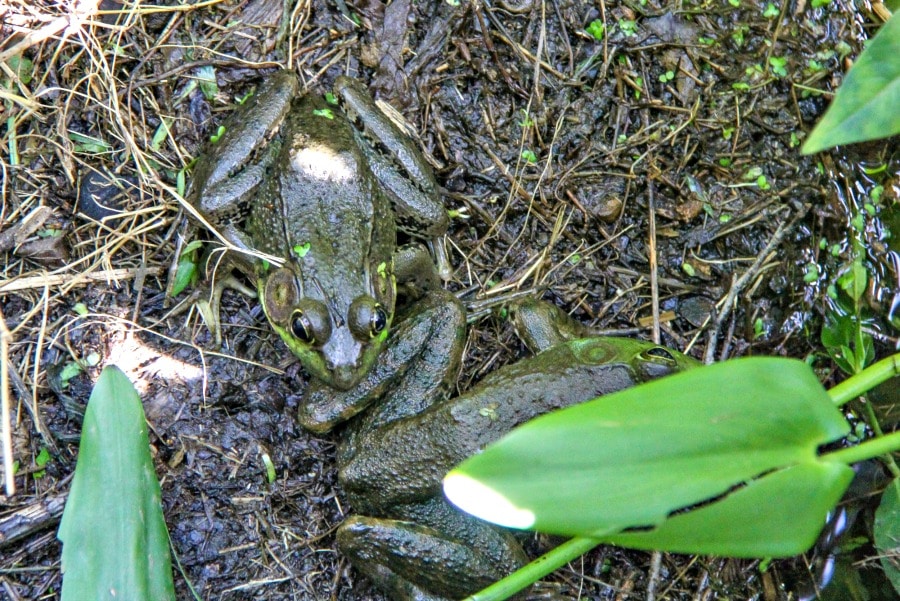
[823, 430, 900, 465]
[828, 353, 900, 406]
[466, 537, 602, 601]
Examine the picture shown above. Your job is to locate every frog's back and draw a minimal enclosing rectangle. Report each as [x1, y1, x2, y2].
[248, 95, 395, 293]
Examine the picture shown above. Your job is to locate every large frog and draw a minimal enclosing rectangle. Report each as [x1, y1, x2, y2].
[305, 298, 699, 600]
[188, 70, 449, 391]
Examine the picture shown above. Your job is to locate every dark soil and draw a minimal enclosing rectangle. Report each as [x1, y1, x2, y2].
[1, 1, 897, 600]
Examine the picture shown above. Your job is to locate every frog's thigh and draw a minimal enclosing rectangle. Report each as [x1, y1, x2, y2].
[338, 516, 522, 601]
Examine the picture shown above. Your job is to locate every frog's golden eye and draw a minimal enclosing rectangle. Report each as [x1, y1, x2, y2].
[642, 347, 676, 363]
[291, 310, 316, 345]
[370, 304, 388, 337]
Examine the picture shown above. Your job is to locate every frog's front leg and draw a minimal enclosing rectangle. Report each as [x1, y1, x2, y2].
[298, 290, 465, 433]
[337, 496, 527, 601]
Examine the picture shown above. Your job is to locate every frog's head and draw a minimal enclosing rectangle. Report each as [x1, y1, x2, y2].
[258, 265, 395, 390]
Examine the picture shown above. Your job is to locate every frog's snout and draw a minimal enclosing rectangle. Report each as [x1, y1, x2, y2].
[329, 364, 360, 391]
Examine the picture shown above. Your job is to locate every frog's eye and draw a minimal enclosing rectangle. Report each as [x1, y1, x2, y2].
[642, 347, 676, 362]
[370, 304, 388, 337]
[291, 311, 316, 345]
[348, 296, 389, 341]
[637, 346, 681, 380]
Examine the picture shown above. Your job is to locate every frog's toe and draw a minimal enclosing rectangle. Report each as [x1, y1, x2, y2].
[338, 516, 523, 601]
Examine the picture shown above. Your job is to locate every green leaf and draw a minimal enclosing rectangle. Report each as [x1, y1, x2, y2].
[170, 257, 197, 297]
[802, 13, 900, 153]
[196, 65, 218, 101]
[58, 366, 175, 601]
[605, 462, 852, 556]
[875, 478, 900, 596]
[445, 358, 851, 556]
[8, 55, 34, 85]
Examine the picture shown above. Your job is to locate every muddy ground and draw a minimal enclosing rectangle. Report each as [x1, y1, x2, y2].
[1, 0, 898, 600]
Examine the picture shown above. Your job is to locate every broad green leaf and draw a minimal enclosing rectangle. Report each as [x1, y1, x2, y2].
[606, 462, 853, 557]
[802, 13, 900, 153]
[58, 366, 175, 601]
[875, 478, 900, 596]
[445, 358, 850, 555]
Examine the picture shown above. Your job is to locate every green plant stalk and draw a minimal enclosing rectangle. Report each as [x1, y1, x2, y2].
[467, 353, 900, 601]
[465, 536, 603, 601]
[822, 430, 900, 466]
[829, 353, 900, 406]
[7, 115, 18, 166]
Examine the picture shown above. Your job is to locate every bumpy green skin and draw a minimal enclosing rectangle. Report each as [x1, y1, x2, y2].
[324, 298, 700, 600]
[188, 71, 447, 392]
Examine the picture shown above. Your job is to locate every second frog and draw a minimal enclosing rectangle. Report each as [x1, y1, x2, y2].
[188, 71, 451, 393]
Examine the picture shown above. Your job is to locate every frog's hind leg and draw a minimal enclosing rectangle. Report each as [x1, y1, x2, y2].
[511, 298, 593, 354]
[338, 509, 527, 601]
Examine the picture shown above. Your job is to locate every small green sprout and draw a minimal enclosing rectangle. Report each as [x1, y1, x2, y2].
[659, 70, 675, 83]
[728, 0, 740, 6]
[753, 318, 765, 339]
[521, 149, 538, 164]
[618, 20, 637, 36]
[325, 92, 338, 105]
[34, 447, 51, 479]
[313, 108, 335, 119]
[698, 36, 715, 45]
[73, 303, 89, 316]
[718, 158, 732, 167]
[586, 19, 605, 41]
[756, 175, 770, 190]
[722, 127, 734, 141]
[769, 56, 788, 77]
[803, 263, 820, 283]
[682, 262, 696, 277]
[377, 261, 388, 278]
[294, 242, 312, 258]
[262, 452, 276, 484]
[519, 110, 534, 128]
[811, 0, 831, 6]
[210, 125, 226, 144]
[59, 362, 83, 388]
[732, 82, 750, 91]
[763, 3, 779, 18]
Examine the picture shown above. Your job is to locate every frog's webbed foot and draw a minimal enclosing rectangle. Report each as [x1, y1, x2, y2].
[511, 298, 592, 354]
[170, 249, 257, 347]
[338, 516, 526, 601]
[194, 272, 257, 345]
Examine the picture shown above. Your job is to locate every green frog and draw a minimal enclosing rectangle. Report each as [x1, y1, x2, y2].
[306, 298, 699, 600]
[188, 70, 450, 392]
